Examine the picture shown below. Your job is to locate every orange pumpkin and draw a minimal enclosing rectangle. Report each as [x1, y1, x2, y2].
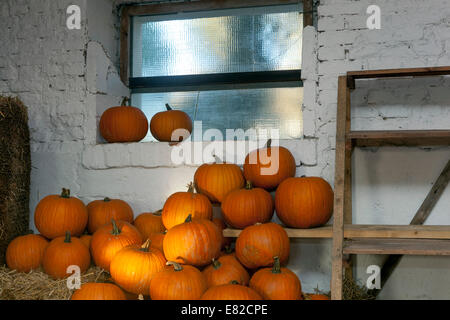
[71, 283, 127, 300]
[110, 240, 166, 295]
[194, 160, 245, 203]
[202, 255, 250, 288]
[249, 256, 302, 300]
[162, 182, 212, 230]
[42, 232, 91, 279]
[235, 222, 290, 269]
[80, 235, 92, 248]
[34, 188, 88, 239]
[201, 281, 262, 300]
[243, 139, 296, 190]
[6, 234, 49, 273]
[149, 261, 207, 300]
[133, 210, 165, 239]
[163, 215, 222, 267]
[212, 218, 232, 249]
[90, 220, 143, 272]
[99, 97, 149, 143]
[304, 293, 330, 300]
[150, 104, 192, 142]
[148, 232, 165, 254]
[221, 181, 274, 229]
[275, 177, 334, 228]
[87, 197, 134, 234]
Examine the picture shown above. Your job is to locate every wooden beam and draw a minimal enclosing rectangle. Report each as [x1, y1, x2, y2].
[348, 130, 450, 147]
[376, 159, 450, 292]
[119, 6, 130, 85]
[224, 224, 450, 240]
[302, 0, 313, 28]
[344, 238, 450, 256]
[126, 0, 302, 16]
[345, 224, 450, 240]
[331, 76, 351, 300]
[347, 66, 450, 79]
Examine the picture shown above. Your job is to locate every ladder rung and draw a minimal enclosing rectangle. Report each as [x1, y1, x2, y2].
[345, 225, 450, 240]
[347, 66, 450, 79]
[347, 130, 450, 147]
[343, 238, 450, 255]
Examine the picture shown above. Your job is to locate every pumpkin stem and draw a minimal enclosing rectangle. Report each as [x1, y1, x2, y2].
[265, 139, 272, 149]
[111, 219, 121, 236]
[185, 214, 192, 223]
[104, 197, 111, 202]
[271, 256, 282, 274]
[230, 280, 240, 285]
[60, 188, 70, 199]
[64, 231, 72, 243]
[167, 261, 183, 271]
[212, 259, 222, 270]
[121, 97, 130, 106]
[165, 103, 173, 111]
[140, 239, 151, 252]
[187, 182, 195, 193]
[154, 209, 163, 216]
[224, 244, 234, 254]
[245, 181, 253, 190]
[213, 154, 224, 164]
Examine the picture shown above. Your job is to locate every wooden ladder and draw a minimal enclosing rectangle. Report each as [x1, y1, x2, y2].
[331, 66, 450, 300]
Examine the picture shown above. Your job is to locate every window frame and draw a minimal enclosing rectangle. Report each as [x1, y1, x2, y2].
[119, 0, 313, 89]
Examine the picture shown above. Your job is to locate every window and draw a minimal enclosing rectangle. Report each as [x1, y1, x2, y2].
[121, 1, 309, 142]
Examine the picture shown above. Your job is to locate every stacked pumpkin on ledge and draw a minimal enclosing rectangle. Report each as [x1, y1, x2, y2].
[4, 138, 333, 301]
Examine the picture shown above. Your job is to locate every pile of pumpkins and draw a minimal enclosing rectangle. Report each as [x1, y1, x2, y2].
[5, 137, 333, 300]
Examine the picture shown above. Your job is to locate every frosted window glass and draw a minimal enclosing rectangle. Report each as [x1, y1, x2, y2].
[132, 12, 302, 77]
[132, 88, 303, 141]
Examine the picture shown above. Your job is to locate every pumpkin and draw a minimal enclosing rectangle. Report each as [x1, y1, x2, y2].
[149, 261, 207, 300]
[194, 160, 245, 203]
[163, 215, 222, 267]
[133, 210, 165, 239]
[99, 97, 149, 143]
[304, 293, 330, 300]
[34, 188, 88, 239]
[150, 103, 192, 142]
[90, 219, 143, 272]
[148, 232, 165, 254]
[201, 281, 262, 300]
[235, 222, 290, 269]
[6, 234, 49, 273]
[249, 256, 302, 300]
[221, 181, 274, 229]
[243, 139, 296, 190]
[275, 177, 334, 228]
[80, 235, 92, 248]
[71, 283, 127, 300]
[87, 197, 134, 234]
[162, 182, 212, 230]
[42, 232, 91, 279]
[110, 239, 166, 295]
[212, 218, 232, 249]
[202, 255, 250, 288]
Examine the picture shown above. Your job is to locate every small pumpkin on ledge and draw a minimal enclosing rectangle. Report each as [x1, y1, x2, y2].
[99, 97, 149, 143]
[150, 103, 192, 143]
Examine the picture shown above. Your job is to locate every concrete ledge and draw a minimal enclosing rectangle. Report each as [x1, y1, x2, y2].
[82, 139, 317, 169]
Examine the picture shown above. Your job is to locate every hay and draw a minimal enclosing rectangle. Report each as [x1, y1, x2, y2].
[0, 266, 110, 300]
[342, 277, 376, 300]
[0, 96, 31, 265]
